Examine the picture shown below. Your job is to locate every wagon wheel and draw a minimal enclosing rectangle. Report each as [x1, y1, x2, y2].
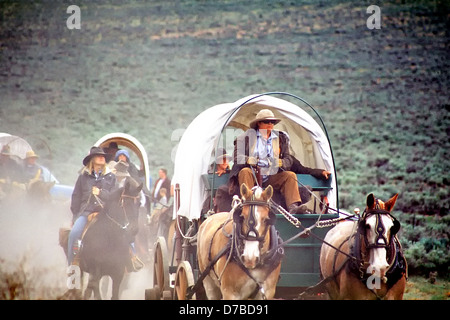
[145, 236, 170, 300]
[173, 261, 196, 300]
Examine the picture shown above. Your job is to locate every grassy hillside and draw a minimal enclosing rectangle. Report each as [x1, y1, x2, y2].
[1, 0, 448, 214]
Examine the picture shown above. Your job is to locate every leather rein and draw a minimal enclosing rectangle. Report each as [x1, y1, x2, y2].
[104, 191, 140, 231]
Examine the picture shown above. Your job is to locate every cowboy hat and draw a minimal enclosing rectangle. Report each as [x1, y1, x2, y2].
[83, 146, 107, 166]
[114, 160, 130, 177]
[25, 150, 39, 159]
[249, 109, 281, 129]
[215, 147, 232, 164]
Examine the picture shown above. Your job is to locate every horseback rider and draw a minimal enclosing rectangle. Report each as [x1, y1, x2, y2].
[0, 145, 25, 196]
[23, 150, 43, 185]
[67, 146, 116, 265]
[229, 109, 330, 215]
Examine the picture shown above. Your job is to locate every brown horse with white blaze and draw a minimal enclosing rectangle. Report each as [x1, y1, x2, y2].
[197, 183, 283, 300]
[319, 193, 407, 300]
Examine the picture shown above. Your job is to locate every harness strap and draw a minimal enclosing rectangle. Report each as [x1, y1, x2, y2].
[233, 226, 284, 300]
[186, 242, 231, 300]
[297, 257, 349, 299]
[232, 254, 266, 300]
[188, 223, 283, 300]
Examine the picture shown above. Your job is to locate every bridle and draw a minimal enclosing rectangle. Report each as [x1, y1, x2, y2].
[233, 196, 276, 244]
[359, 208, 400, 251]
[105, 190, 140, 231]
[189, 193, 282, 300]
[230, 191, 280, 298]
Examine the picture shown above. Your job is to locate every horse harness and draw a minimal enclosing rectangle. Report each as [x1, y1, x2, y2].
[79, 191, 140, 246]
[352, 206, 405, 280]
[297, 202, 406, 299]
[187, 195, 284, 300]
[326, 206, 407, 298]
[104, 191, 140, 231]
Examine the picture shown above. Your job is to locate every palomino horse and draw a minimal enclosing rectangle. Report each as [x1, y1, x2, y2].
[79, 177, 142, 300]
[197, 183, 283, 300]
[319, 193, 407, 300]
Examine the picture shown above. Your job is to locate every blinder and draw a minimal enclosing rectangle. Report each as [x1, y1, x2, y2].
[233, 199, 276, 242]
[391, 219, 401, 236]
[360, 209, 401, 249]
[233, 205, 243, 224]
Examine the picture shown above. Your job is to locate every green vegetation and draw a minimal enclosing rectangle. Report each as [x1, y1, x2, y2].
[0, 0, 448, 296]
[401, 214, 450, 277]
[404, 275, 449, 300]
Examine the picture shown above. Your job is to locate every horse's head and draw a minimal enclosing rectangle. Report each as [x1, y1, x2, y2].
[234, 183, 275, 269]
[360, 193, 400, 280]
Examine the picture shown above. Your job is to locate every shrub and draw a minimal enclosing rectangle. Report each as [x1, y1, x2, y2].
[401, 215, 450, 277]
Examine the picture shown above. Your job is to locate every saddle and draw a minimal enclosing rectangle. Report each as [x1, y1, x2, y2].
[58, 212, 100, 260]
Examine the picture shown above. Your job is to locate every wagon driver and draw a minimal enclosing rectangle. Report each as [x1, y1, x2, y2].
[229, 109, 330, 215]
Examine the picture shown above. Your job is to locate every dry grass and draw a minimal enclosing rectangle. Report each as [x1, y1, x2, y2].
[404, 275, 450, 300]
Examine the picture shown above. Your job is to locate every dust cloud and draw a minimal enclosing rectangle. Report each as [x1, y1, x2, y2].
[0, 198, 72, 299]
[0, 197, 154, 300]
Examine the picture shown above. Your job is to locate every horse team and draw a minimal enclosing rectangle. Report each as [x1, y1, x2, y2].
[197, 185, 407, 300]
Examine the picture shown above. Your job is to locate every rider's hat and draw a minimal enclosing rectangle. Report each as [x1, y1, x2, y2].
[215, 147, 232, 164]
[83, 146, 107, 166]
[114, 149, 130, 162]
[249, 109, 281, 129]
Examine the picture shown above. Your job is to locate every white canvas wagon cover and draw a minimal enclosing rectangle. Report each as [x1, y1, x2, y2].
[172, 94, 337, 220]
[0, 133, 33, 160]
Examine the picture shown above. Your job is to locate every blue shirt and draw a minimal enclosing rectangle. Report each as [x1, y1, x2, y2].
[253, 130, 276, 182]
